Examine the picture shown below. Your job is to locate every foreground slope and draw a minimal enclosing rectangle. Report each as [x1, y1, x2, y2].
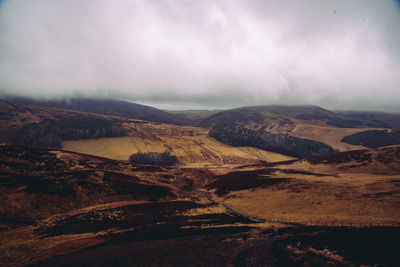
[207, 146, 400, 225]
[0, 145, 258, 266]
[1, 145, 400, 266]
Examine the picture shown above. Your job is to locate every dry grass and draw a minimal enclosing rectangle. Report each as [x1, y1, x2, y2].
[223, 174, 400, 225]
[62, 122, 293, 167]
[214, 147, 400, 226]
[289, 121, 385, 151]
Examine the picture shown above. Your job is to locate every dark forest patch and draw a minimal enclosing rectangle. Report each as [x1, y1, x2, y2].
[209, 125, 334, 158]
[129, 151, 178, 166]
[327, 117, 362, 128]
[306, 149, 371, 165]
[342, 130, 400, 148]
[207, 169, 291, 196]
[13, 116, 127, 149]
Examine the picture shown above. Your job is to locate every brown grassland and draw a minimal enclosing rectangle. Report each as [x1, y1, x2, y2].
[62, 121, 293, 167]
[211, 146, 400, 226]
[288, 120, 385, 151]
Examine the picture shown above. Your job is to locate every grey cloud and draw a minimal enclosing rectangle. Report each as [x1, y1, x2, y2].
[0, 0, 399, 112]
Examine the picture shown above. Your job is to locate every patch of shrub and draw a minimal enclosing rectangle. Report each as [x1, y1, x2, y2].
[129, 151, 178, 166]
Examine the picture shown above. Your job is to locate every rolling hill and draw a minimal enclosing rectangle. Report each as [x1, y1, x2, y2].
[5, 97, 194, 125]
[196, 105, 399, 152]
[198, 104, 400, 130]
[0, 99, 294, 166]
[0, 144, 257, 266]
[0, 99, 90, 143]
[1, 98, 400, 266]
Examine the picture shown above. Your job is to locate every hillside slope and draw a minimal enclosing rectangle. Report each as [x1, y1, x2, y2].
[5, 97, 194, 125]
[1, 99, 293, 166]
[0, 145, 257, 266]
[207, 146, 400, 226]
[0, 99, 92, 143]
[1, 145, 399, 266]
[199, 105, 392, 152]
[62, 122, 293, 167]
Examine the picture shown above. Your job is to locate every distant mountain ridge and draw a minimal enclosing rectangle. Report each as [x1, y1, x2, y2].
[198, 104, 400, 129]
[5, 97, 194, 125]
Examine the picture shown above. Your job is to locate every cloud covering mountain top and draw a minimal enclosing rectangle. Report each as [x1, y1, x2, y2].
[0, 0, 400, 111]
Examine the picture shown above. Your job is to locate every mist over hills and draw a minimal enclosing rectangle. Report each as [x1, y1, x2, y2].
[4, 96, 400, 129]
[1, 1, 400, 112]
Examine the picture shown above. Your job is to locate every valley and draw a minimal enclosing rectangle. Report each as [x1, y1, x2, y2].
[0, 98, 400, 266]
[62, 122, 293, 167]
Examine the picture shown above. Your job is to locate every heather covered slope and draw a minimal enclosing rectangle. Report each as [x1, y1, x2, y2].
[5, 97, 194, 125]
[0, 145, 179, 231]
[1, 145, 400, 266]
[0, 99, 130, 149]
[1, 99, 400, 266]
[0, 99, 89, 143]
[0, 145, 258, 266]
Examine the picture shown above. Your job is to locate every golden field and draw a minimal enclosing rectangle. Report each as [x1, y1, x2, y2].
[62, 122, 293, 167]
[288, 120, 385, 151]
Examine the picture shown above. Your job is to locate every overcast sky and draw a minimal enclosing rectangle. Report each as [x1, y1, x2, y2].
[0, 0, 400, 111]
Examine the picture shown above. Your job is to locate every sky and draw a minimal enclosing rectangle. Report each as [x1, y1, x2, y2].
[0, 0, 400, 112]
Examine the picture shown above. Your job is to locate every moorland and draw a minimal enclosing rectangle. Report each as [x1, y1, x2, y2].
[1, 97, 400, 266]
